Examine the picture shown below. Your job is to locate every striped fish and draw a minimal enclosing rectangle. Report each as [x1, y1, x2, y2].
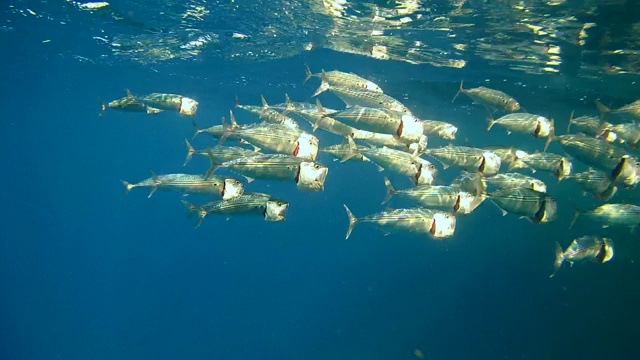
[488, 188, 557, 223]
[551, 236, 614, 278]
[122, 172, 244, 200]
[183, 193, 288, 228]
[570, 204, 640, 230]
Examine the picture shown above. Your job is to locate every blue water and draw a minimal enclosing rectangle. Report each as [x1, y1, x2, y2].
[2, 2, 640, 359]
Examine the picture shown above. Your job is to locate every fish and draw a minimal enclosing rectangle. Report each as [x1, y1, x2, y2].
[452, 81, 520, 113]
[191, 116, 259, 150]
[382, 177, 484, 215]
[346, 138, 437, 185]
[100, 89, 164, 115]
[421, 120, 458, 140]
[315, 77, 410, 114]
[425, 146, 501, 176]
[556, 134, 640, 187]
[485, 173, 547, 193]
[561, 169, 617, 201]
[324, 105, 425, 143]
[305, 64, 383, 96]
[570, 203, 640, 231]
[132, 91, 198, 116]
[221, 120, 319, 161]
[595, 99, 640, 124]
[487, 113, 554, 151]
[207, 152, 328, 192]
[311, 99, 358, 137]
[183, 193, 288, 228]
[270, 93, 321, 114]
[566, 111, 614, 141]
[516, 151, 572, 179]
[551, 236, 614, 278]
[488, 188, 557, 223]
[238, 96, 300, 131]
[183, 139, 259, 167]
[352, 130, 428, 154]
[452, 172, 488, 195]
[343, 205, 456, 240]
[122, 171, 244, 200]
[320, 142, 371, 163]
[485, 147, 529, 171]
[602, 122, 640, 148]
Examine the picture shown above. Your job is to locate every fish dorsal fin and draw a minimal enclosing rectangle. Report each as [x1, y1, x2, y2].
[229, 110, 239, 128]
[126, 89, 134, 98]
[261, 95, 269, 109]
[234, 95, 241, 108]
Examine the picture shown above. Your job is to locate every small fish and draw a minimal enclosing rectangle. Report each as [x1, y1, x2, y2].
[425, 146, 501, 176]
[222, 120, 319, 161]
[343, 205, 456, 240]
[236, 96, 300, 131]
[488, 188, 557, 223]
[451, 172, 488, 195]
[485, 147, 529, 171]
[315, 75, 410, 114]
[566, 111, 613, 141]
[122, 171, 244, 200]
[485, 173, 547, 193]
[595, 99, 640, 124]
[183, 193, 288, 228]
[312, 99, 357, 137]
[352, 130, 428, 154]
[183, 139, 258, 167]
[516, 151, 572, 179]
[421, 120, 458, 140]
[325, 106, 424, 143]
[305, 64, 383, 95]
[551, 236, 614, 278]
[570, 203, 640, 231]
[207, 152, 328, 192]
[487, 113, 554, 151]
[320, 142, 371, 163]
[191, 116, 258, 151]
[133, 91, 198, 116]
[346, 138, 437, 185]
[603, 122, 640, 148]
[561, 169, 617, 201]
[452, 81, 520, 113]
[556, 134, 639, 187]
[383, 177, 484, 215]
[270, 93, 320, 114]
[100, 89, 164, 115]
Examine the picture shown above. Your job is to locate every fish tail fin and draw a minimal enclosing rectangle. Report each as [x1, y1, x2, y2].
[229, 110, 239, 129]
[184, 139, 196, 167]
[486, 111, 496, 131]
[550, 241, 564, 278]
[452, 80, 464, 103]
[313, 99, 326, 132]
[121, 180, 134, 194]
[282, 93, 292, 115]
[312, 71, 330, 97]
[341, 135, 358, 162]
[343, 204, 359, 240]
[234, 95, 241, 109]
[382, 176, 395, 205]
[303, 64, 313, 85]
[472, 172, 487, 196]
[204, 148, 221, 179]
[566, 110, 575, 133]
[594, 99, 610, 120]
[569, 208, 580, 229]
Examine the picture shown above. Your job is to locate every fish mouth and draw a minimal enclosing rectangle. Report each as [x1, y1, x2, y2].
[397, 120, 404, 137]
[478, 156, 487, 172]
[534, 122, 542, 137]
[293, 142, 300, 157]
[429, 218, 437, 236]
[415, 163, 423, 184]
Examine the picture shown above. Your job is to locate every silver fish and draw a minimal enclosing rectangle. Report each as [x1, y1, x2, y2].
[485, 147, 529, 171]
[488, 113, 554, 151]
[348, 139, 436, 185]
[311, 99, 357, 137]
[570, 203, 640, 230]
[208, 152, 328, 192]
[485, 173, 547, 193]
[343, 205, 456, 240]
[100, 89, 163, 115]
[426, 146, 501, 176]
[516, 151, 572, 179]
[133, 91, 198, 116]
[383, 177, 484, 215]
[421, 120, 458, 141]
[305, 64, 383, 96]
[596, 99, 640, 124]
[352, 130, 428, 154]
[325, 106, 424, 142]
[183, 193, 288, 228]
[488, 188, 557, 223]
[235, 96, 300, 131]
[551, 236, 614, 278]
[320, 142, 371, 163]
[452, 81, 520, 113]
[222, 119, 319, 161]
[316, 79, 410, 114]
[122, 171, 244, 200]
[561, 169, 617, 201]
[183, 139, 258, 167]
[566, 111, 614, 141]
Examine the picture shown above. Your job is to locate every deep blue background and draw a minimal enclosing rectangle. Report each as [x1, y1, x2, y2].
[2, 2, 640, 359]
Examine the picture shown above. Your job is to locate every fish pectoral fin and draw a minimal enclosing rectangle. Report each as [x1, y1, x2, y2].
[375, 164, 385, 172]
[500, 209, 508, 216]
[243, 176, 255, 183]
